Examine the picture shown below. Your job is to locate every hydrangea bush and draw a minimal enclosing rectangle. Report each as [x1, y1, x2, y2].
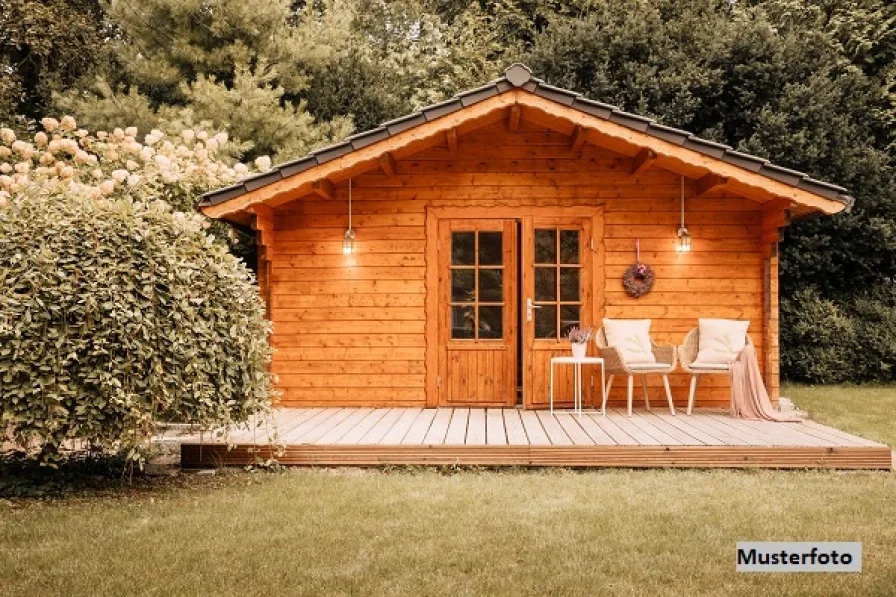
[0, 118, 277, 465]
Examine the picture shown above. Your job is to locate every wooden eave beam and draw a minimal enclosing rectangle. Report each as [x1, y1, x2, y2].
[569, 125, 587, 154]
[311, 178, 335, 200]
[247, 205, 274, 261]
[630, 147, 657, 176]
[379, 152, 397, 178]
[508, 105, 521, 133]
[446, 127, 458, 154]
[200, 90, 845, 219]
[695, 173, 729, 196]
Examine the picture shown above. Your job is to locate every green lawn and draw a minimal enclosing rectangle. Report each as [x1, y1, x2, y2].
[784, 383, 896, 448]
[1, 385, 894, 597]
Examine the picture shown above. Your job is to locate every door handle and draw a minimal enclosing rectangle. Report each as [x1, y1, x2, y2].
[526, 297, 542, 322]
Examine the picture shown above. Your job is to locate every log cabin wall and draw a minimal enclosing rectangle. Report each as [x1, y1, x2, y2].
[269, 121, 771, 408]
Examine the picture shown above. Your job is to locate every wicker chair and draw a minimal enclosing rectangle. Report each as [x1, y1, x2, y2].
[595, 327, 677, 416]
[679, 328, 755, 415]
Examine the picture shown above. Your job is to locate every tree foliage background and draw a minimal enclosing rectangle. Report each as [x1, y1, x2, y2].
[1, 0, 894, 382]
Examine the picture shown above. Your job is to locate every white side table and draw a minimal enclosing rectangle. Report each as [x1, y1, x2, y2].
[550, 356, 606, 417]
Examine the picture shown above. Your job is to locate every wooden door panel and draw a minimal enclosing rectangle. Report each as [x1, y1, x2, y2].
[438, 219, 516, 406]
[522, 215, 598, 409]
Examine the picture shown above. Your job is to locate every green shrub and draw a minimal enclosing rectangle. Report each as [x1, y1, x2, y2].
[781, 288, 857, 383]
[782, 286, 896, 384]
[0, 190, 275, 465]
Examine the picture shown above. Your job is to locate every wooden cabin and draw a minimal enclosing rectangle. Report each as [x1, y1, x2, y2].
[200, 64, 852, 412]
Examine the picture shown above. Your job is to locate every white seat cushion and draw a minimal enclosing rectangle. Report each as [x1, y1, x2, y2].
[695, 318, 750, 365]
[627, 363, 671, 371]
[602, 319, 657, 364]
[690, 361, 731, 370]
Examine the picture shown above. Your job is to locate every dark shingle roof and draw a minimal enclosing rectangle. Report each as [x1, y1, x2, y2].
[200, 63, 853, 211]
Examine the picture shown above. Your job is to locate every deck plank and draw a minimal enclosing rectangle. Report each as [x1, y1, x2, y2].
[466, 409, 486, 445]
[486, 408, 507, 445]
[626, 411, 683, 445]
[402, 408, 438, 445]
[519, 411, 550, 446]
[337, 408, 391, 444]
[503, 409, 530, 445]
[574, 413, 618, 445]
[553, 413, 596, 445]
[356, 408, 403, 444]
[423, 408, 453, 445]
[684, 413, 766, 446]
[651, 412, 727, 445]
[314, 408, 374, 444]
[605, 410, 662, 445]
[444, 408, 469, 445]
[636, 411, 705, 445]
[584, 412, 637, 444]
[281, 408, 345, 444]
[379, 408, 423, 445]
[535, 411, 573, 446]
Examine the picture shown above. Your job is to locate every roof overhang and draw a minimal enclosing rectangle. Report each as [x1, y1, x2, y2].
[200, 64, 852, 222]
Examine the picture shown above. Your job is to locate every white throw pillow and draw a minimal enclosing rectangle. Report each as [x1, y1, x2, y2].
[695, 318, 750, 364]
[602, 319, 656, 364]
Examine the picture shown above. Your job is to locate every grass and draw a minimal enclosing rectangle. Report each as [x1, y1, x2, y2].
[1, 385, 894, 597]
[784, 383, 896, 447]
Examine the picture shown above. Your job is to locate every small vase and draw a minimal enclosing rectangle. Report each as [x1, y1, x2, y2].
[571, 343, 587, 360]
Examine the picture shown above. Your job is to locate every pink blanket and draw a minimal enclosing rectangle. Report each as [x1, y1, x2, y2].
[729, 344, 802, 422]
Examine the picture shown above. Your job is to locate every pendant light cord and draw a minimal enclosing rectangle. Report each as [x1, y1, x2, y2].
[680, 176, 685, 229]
[348, 178, 352, 231]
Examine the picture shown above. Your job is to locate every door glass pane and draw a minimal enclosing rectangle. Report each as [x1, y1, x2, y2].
[534, 306, 557, 339]
[478, 232, 502, 266]
[560, 230, 579, 264]
[478, 269, 502, 303]
[559, 268, 580, 302]
[534, 267, 556, 301]
[451, 306, 475, 339]
[534, 229, 556, 264]
[478, 306, 503, 339]
[451, 269, 474, 302]
[451, 232, 475, 265]
[560, 305, 580, 338]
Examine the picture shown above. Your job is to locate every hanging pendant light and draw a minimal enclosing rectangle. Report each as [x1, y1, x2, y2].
[677, 175, 691, 252]
[343, 178, 355, 255]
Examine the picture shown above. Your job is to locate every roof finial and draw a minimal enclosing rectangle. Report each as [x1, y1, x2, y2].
[505, 63, 532, 87]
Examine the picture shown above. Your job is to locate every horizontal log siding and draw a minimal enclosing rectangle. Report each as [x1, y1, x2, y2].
[270, 122, 769, 408]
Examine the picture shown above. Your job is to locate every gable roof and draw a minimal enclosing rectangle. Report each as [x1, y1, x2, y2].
[199, 63, 853, 218]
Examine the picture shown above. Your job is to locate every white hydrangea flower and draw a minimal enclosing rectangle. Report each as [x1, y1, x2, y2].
[106, 149, 119, 162]
[14, 162, 30, 174]
[75, 129, 88, 138]
[125, 127, 138, 137]
[154, 154, 172, 170]
[0, 174, 13, 187]
[74, 150, 90, 164]
[60, 116, 77, 131]
[234, 163, 249, 175]
[196, 131, 208, 141]
[111, 169, 129, 183]
[181, 129, 195, 143]
[60, 166, 75, 179]
[140, 147, 154, 162]
[214, 131, 229, 145]
[112, 128, 125, 141]
[97, 131, 108, 140]
[40, 152, 55, 166]
[254, 156, 272, 171]
[127, 174, 141, 186]
[0, 164, 12, 175]
[41, 118, 60, 132]
[34, 132, 48, 146]
[206, 138, 219, 151]
[0, 190, 8, 207]
[0, 146, 10, 159]
[99, 180, 116, 195]
[0, 128, 16, 144]
[126, 160, 139, 171]
[91, 168, 104, 179]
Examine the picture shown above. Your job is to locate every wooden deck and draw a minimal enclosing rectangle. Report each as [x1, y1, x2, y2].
[179, 408, 892, 470]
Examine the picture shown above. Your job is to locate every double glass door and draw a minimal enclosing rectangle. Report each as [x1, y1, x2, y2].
[437, 216, 593, 407]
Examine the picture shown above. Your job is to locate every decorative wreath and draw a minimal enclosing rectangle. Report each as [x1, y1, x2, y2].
[622, 240, 654, 298]
[623, 263, 655, 298]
